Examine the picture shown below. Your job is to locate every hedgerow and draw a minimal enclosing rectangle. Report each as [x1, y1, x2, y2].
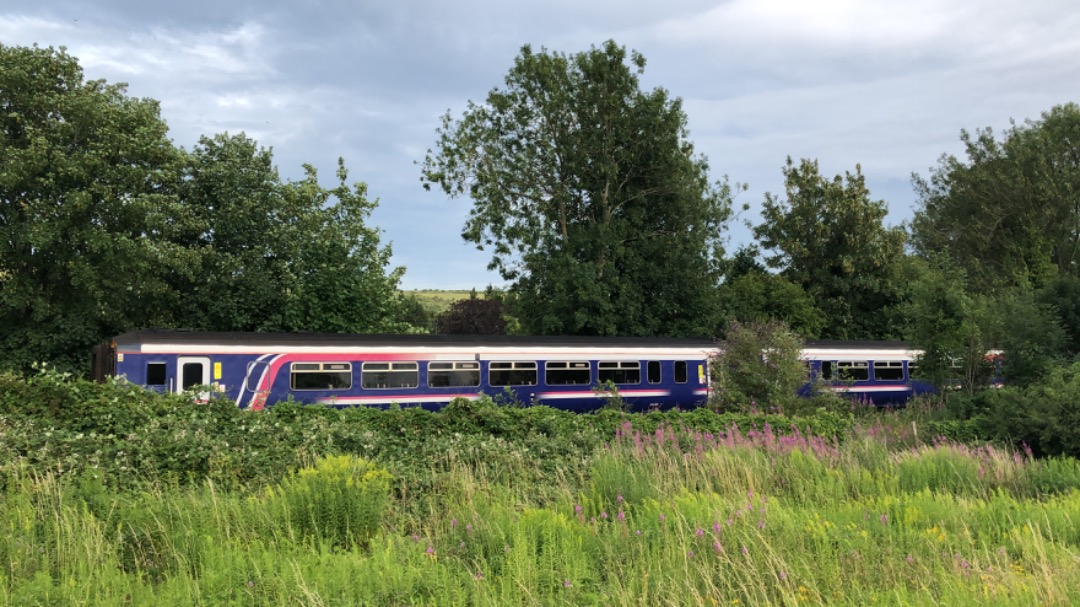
[0, 368, 855, 494]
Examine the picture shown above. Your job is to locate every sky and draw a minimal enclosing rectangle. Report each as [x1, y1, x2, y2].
[3, 1, 1079, 289]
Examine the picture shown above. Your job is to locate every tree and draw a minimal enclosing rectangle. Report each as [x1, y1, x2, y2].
[754, 158, 906, 339]
[0, 44, 190, 371]
[911, 103, 1080, 292]
[0, 45, 408, 372]
[710, 319, 806, 412]
[174, 134, 407, 334]
[270, 159, 408, 334]
[421, 41, 733, 337]
[905, 256, 998, 395]
[435, 296, 508, 334]
[714, 245, 825, 338]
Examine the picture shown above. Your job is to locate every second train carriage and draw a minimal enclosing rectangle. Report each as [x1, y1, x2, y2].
[92, 331, 941, 410]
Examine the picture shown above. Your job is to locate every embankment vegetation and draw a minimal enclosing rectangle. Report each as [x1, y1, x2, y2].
[2, 370, 1080, 605]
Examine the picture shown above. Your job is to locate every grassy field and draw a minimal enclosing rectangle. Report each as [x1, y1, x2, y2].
[3, 410, 1079, 606]
[405, 289, 476, 316]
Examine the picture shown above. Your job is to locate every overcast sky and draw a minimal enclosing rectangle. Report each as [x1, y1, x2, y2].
[4, 1, 1078, 289]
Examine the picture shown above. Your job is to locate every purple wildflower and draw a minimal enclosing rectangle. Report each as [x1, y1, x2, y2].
[617, 510, 625, 522]
[564, 579, 572, 588]
[451, 518, 458, 528]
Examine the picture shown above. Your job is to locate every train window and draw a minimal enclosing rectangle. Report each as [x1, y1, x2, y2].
[428, 361, 480, 388]
[546, 361, 590, 385]
[874, 361, 904, 381]
[836, 361, 870, 381]
[598, 361, 641, 385]
[362, 362, 419, 389]
[146, 362, 167, 386]
[907, 362, 918, 380]
[291, 362, 352, 391]
[489, 361, 537, 386]
[821, 361, 834, 380]
[674, 361, 688, 384]
[181, 362, 205, 390]
[647, 361, 661, 384]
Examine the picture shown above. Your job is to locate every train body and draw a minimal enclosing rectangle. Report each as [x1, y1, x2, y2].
[91, 331, 935, 411]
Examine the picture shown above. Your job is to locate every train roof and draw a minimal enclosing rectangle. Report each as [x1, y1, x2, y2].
[109, 330, 719, 350]
[110, 330, 914, 352]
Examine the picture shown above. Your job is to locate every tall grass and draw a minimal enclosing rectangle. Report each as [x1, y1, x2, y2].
[2, 421, 1079, 605]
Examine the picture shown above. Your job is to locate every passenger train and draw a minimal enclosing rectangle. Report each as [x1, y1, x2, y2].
[91, 330, 935, 411]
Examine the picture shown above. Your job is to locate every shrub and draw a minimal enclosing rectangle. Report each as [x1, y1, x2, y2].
[270, 455, 392, 550]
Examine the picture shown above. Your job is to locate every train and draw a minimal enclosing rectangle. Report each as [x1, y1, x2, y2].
[90, 330, 935, 411]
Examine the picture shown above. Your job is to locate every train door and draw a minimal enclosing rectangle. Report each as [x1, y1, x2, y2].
[177, 356, 212, 399]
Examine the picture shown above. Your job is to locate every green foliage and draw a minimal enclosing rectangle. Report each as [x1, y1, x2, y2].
[904, 256, 998, 394]
[755, 157, 907, 339]
[995, 290, 1066, 387]
[270, 455, 391, 550]
[0, 45, 407, 373]
[1036, 273, 1080, 358]
[173, 135, 407, 334]
[7, 371, 1080, 605]
[395, 292, 434, 332]
[0, 44, 190, 372]
[710, 320, 807, 412]
[971, 362, 1080, 458]
[912, 103, 1080, 293]
[715, 251, 826, 338]
[421, 40, 735, 337]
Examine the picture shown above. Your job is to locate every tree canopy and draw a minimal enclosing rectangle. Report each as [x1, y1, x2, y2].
[421, 41, 734, 337]
[911, 103, 1080, 292]
[0, 44, 407, 372]
[754, 158, 907, 340]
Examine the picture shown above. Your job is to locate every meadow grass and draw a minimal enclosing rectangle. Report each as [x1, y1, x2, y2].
[2, 418, 1079, 606]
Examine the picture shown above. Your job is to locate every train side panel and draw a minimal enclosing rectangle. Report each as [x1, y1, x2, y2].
[106, 333, 712, 412]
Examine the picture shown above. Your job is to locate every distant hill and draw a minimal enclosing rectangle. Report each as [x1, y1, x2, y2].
[404, 289, 477, 316]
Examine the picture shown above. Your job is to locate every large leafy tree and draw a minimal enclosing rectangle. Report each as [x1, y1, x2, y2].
[1, 45, 406, 372]
[421, 41, 733, 336]
[272, 160, 407, 334]
[0, 44, 192, 371]
[911, 103, 1080, 292]
[754, 158, 907, 339]
[176, 135, 406, 333]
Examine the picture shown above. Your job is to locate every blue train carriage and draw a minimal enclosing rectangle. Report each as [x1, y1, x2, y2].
[92, 331, 716, 412]
[799, 340, 933, 405]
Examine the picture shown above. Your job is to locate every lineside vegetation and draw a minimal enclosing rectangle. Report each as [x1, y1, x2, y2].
[2, 371, 1079, 605]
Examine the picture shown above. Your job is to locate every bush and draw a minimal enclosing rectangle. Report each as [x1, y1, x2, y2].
[710, 320, 806, 412]
[972, 361, 1080, 458]
[270, 455, 392, 550]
